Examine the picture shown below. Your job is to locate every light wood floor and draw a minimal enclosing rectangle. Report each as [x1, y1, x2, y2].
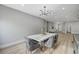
[44, 33, 74, 54]
[0, 33, 74, 54]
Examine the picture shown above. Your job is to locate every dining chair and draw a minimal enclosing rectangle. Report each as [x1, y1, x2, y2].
[40, 39, 49, 51]
[24, 37, 40, 54]
[45, 36, 54, 48]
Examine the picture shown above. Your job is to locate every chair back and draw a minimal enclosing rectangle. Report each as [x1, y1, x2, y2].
[45, 36, 54, 48]
[24, 36, 40, 53]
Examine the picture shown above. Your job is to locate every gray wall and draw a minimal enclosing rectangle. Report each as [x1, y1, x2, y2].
[0, 5, 44, 46]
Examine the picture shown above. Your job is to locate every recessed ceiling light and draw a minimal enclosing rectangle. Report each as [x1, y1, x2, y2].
[62, 7, 65, 10]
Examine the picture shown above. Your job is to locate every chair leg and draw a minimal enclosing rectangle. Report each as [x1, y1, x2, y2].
[26, 49, 32, 54]
[40, 42, 48, 52]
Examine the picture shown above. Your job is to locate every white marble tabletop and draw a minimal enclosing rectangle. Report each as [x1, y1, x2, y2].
[27, 33, 57, 42]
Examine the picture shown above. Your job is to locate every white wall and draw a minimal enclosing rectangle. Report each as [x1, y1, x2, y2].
[70, 22, 79, 34]
[62, 22, 79, 34]
[55, 22, 79, 34]
[0, 5, 44, 47]
[48, 22, 79, 34]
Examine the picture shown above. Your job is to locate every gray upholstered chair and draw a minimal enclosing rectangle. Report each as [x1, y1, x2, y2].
[24, 37, 40, 54]
[45, 36, 54, 48]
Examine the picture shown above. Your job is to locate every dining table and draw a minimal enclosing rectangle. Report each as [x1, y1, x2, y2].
[27, 33, 57, 48]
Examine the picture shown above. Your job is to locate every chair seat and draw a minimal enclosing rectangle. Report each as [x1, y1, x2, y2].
[29, 39, 40, 51]
[43, 39, 49, 43]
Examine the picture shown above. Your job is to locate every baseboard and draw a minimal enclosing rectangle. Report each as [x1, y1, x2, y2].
[0, 40, 25, 49]
[71, 32, 79, 35]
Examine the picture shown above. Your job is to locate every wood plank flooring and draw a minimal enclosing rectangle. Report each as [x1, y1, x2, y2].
[0, 33, 74, 54]
[43, 33, 74, 54]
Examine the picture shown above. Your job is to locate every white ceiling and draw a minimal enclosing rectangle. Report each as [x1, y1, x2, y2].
[3, 4, 79, 22]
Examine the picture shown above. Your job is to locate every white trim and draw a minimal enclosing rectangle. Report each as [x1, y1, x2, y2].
[0, 40, 25, 49]
[72, 32, 79, 35]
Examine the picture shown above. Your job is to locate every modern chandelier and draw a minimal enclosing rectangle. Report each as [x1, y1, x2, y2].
[40, 6, 53, 16]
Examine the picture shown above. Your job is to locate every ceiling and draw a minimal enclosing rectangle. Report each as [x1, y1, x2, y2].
[3, 4, 79, 22]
